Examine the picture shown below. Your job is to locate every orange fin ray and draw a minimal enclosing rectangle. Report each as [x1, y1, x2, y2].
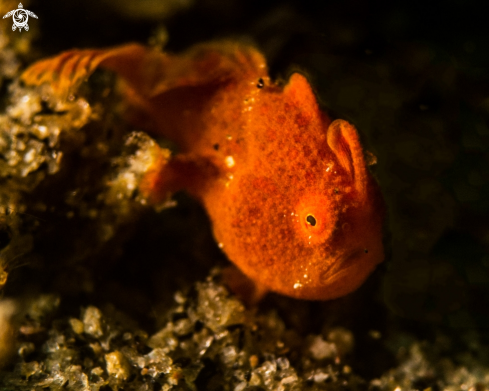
[21, 41, 268, 102]
[21, 44, 159, 100]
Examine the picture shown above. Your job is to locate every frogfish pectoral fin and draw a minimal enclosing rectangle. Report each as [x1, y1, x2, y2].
[326, 119, 369, 198]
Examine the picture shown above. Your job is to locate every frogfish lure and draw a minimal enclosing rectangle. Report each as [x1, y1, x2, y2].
[21, 41, 384, 301]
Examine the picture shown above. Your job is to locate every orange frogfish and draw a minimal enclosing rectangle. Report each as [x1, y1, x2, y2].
[21, 41, 384, 301]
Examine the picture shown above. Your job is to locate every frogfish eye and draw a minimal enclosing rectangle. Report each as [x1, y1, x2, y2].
[295, 195, 338, 245]
[306, 214, 317, 226]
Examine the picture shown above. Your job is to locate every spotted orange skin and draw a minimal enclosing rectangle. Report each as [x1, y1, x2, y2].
[22, 42, 384, 300]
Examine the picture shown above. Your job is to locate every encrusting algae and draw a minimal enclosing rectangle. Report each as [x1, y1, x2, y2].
[20, 41, 385, 301]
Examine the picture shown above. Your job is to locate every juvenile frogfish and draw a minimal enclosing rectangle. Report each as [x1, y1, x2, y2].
[21, 41, 384, 301]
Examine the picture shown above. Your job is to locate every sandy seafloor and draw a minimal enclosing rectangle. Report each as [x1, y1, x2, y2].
[1, 0, 489, 390]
